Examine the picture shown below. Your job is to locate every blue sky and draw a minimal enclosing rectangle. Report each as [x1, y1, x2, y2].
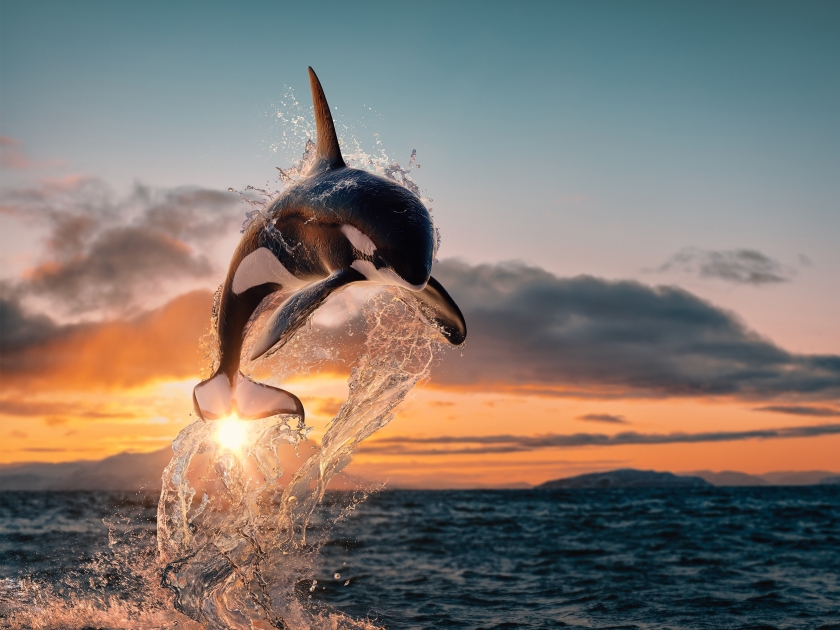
[2, 0, 839, 353]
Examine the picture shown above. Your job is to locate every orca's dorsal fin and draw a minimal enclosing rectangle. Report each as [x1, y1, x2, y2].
[308, 67, 346, 173]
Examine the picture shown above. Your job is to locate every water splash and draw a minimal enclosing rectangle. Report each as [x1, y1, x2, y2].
[234, 144, 433, 236]
[157, 290, 442, 628]
[240, 85, 436, 238]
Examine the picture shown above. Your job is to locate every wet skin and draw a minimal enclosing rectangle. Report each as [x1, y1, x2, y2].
[193, 68, 466, 422]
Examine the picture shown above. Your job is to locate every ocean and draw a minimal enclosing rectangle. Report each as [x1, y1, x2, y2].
[1, 486, 838, 629]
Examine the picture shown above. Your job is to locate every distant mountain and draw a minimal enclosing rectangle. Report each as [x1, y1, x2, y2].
[760, 470, 837, 486]
[2, 454, 838, 492]
[689, 470, 839, 486]
[690, 471, 768, 486]
[538, 469, 711, 489]
[0, 448, 172, 491]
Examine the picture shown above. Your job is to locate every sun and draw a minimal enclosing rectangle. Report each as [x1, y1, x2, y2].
[214, 415, 248, 453]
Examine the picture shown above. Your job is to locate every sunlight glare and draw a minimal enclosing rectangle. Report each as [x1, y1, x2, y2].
[214, 415, 248, 453]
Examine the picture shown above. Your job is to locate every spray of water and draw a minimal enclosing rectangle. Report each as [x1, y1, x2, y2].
[157, 290, 441, 628]
[243, 85, 438, 250]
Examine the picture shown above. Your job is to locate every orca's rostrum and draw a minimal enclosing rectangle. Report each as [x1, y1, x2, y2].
[193, 67, 467, 422]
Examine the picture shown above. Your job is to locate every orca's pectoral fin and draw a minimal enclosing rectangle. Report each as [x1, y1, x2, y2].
[250, 268, 365, 361]
[410, 276, 467, 345]
[193, 371, 304, 421]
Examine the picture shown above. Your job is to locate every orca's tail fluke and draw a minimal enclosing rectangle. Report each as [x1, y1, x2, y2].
[307, 67, 345, 173]
[193, 371, 304, 422]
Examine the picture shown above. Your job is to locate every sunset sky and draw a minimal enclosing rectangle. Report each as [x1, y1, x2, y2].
[2, 1, 839, 487]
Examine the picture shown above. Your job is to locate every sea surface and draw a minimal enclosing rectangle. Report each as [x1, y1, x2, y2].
[1, 486, 839, 629]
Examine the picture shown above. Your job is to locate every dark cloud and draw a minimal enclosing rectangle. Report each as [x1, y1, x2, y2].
[755, 405, 840, 417]
[656, 248, 792, 284]
[1, 290, 214, 390]
[0, 284, 60, 351]
[2, 177, 240, 313]
[432, 260, 840, 400]
[578, 413, 627, 424]
[363, 423, 840, 456]
[26, 225, 213, 309]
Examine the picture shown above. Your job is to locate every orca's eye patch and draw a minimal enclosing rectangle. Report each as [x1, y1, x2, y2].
[340, 224, 377, 256]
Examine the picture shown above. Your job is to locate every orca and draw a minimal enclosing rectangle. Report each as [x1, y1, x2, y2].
[193, 67, 467, 422]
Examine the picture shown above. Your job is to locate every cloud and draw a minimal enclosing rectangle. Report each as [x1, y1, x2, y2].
[25, 225, 213, 310]
[755, 405, 840, 417]
[1, 289, 214, 391]
[0, 282, 60, 351]
[3, 254, 838, 405]
[363, 423, 840, 456]
[0, 398, 137, 420]
[2, 177, 240, 314]
[655, 248, 792, 284]
[312, 397, 346, 416]
[431, 260, 840, 400]
[577, 413, 627, 424]
[0, 137, 63, 170]
[0, 281, 361, 395]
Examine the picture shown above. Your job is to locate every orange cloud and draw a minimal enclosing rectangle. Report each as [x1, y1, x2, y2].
[1, 260, 838, 480]
[3, 290, 214, 392]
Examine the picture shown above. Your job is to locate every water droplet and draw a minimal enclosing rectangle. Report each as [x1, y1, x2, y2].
[227, 187, 234, 192]
[334, 572, 341, 580]
[309, 580, 317, 592]
[344, 580, 350, 586]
